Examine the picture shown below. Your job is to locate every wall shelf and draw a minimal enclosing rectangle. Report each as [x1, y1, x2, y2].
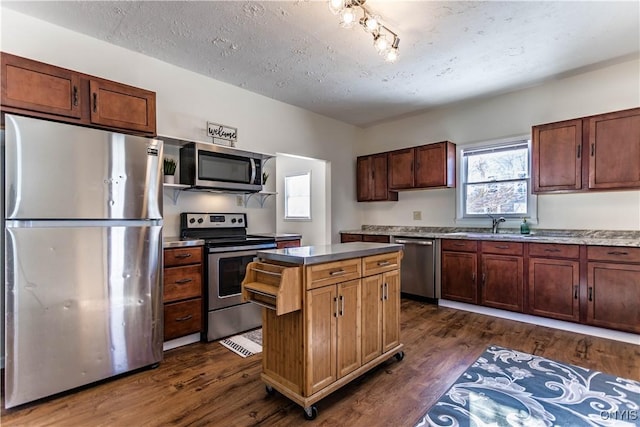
[163, 183, 190, 204]
[243, 191, 277, 207]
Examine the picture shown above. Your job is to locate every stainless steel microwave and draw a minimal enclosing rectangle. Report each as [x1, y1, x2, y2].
[179, 142, 265, 192]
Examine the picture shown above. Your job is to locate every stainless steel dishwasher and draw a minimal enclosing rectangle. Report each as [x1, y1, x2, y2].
[392, 236, 436, 299]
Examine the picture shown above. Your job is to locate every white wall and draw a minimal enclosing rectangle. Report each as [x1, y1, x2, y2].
[275, 154, 330, 246]
[357, 57, 640, 230]
[0, 8, 361, 241]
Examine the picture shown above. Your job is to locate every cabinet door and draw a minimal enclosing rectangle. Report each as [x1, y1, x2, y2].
[481, 254, 523, 312]
[388, 148, 415, 189]
[415, 142, 455, 188]
[382, 270, 401, 353]
[441, 251, 478, 304]
[357, 156, 373, 201]
[1, 52, 81, 118]
[532, 119, 583, 192]
[589, 108, 640, 189]
[305, 285, 337, 395]
[587, 262, 640, 333]
[336, 280, 361, 378]
[528, 258, 579, 322]
[89, 79, 156, 134]
[361, 275, 382, 364]
[276, 239, 300, 249]
[341, 233, 364, 243]
[371, 153, 392, 200]
[164, 299, 202, 341]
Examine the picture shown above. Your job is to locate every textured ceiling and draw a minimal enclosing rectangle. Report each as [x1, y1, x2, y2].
[3, 1, 639, 127]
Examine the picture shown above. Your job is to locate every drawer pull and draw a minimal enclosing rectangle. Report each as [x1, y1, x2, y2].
[175, 278, 193, 284]
[495, 245, 509, 249]
[73, 86, 78, 106]
[340, 295, 344, 316]
[544, 248, 561, 253]
[329, 269, 346, 276]
[252, 268, 282, 277]
[377, 261, 391, 266]
[454, 243, 466, 247]
[92, 92, 98, 113]
[574, 286, 578, 299]
[588, 287, 593, 302]
[175, 314, 193, 322]
[607, 251, 628, 256]
[175, 253, 192, 259]
[334, 297, 339, 317]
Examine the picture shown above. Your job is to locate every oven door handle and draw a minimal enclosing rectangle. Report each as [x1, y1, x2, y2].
[207, 243, 277, 253]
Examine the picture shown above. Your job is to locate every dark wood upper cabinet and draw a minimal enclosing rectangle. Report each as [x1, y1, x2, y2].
[356, 153, 397, 202]
[388, 148, 415, 189]
[1, 53, 82, 119]
[1, 52, 156, 136]
[89, 79, 156, 134]
[388, 141, 456, 190]
[415, 142, 456, 188]
[532, 119, 582, 192]
[588, 108, 640, 189]
[532, 107, 640, 193]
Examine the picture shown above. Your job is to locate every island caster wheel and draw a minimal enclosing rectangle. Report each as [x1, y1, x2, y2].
[303, 405, 318, 420]
[395, 351, 405, 361]
[265, 385, 275, 396]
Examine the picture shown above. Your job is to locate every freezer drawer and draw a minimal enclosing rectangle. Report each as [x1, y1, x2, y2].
[4, 222, 163, 408]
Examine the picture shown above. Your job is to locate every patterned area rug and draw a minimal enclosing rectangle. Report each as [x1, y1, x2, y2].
[220, 328, 262, 358]
[416, 345, 640, 427]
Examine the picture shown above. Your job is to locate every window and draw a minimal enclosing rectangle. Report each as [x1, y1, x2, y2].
[462, 140, 531, 218]
[284, 172, 311, 219]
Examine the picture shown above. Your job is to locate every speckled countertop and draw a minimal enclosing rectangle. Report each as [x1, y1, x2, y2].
[340, 226, 640, 248]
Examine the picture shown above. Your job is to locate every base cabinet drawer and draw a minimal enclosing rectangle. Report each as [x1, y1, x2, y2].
[164, 299, 202, 341]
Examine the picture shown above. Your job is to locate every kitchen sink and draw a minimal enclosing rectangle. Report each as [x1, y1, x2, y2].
[445, 232, 535, 239]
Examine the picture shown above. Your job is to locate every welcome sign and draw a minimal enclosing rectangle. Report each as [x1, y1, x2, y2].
[207, 121, 237, 147]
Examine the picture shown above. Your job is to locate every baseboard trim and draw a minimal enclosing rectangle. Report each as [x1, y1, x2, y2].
[163, 333, 201, 351]
[438, 300, 640, 345]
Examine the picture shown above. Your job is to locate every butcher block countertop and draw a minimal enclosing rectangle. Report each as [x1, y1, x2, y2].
[257, 242, 403, 265]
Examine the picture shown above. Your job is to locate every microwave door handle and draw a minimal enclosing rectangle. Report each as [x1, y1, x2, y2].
[249, 158, 257, 184]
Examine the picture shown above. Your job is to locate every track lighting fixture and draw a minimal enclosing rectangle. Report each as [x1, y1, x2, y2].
[328, 0, 400, 63]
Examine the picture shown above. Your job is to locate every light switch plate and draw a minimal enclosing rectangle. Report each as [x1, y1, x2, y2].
[413, 211, 422, 220]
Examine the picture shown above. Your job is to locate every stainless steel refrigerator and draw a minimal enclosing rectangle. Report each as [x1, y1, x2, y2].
[2, 114, 164, 408]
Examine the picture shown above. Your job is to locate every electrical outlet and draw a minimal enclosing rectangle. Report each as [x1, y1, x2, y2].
[236, 196, 244, 207]
[413, 211, 422, 221]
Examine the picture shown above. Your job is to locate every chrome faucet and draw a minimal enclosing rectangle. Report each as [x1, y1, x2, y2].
[488, 214, 506, 234]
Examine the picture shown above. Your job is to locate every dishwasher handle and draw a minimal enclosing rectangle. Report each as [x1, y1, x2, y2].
[393, 239, 433, 246]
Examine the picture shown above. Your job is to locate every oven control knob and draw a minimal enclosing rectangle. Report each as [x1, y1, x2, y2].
[189, 218, 195, 224]
[197, 218, 204, 224]
[238, 218, 243, 223]
[231, 218, 237, 223]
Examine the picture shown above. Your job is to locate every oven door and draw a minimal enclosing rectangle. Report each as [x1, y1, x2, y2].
[207, 245, 274, 310]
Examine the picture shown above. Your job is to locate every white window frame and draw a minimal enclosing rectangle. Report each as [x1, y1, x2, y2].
[284, 171, 312, 221]
[455, 135, 537, 227]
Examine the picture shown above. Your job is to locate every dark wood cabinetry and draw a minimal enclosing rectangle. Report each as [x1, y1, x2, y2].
[586, 246, 640, 333]
[532, 107, 640, 193]
[1, 52, 156, 136]
[357, 153, 397, 202]
[441, 239, 639, 333]
[528, 243, 580, 322]
[441, 239, 478, 304]
[277, 239, 301, 249]
[480, 241, 523, 312]
[163, 246, 203, 341]
[340, 233, 390, 243]
[388, 141, 456, 190]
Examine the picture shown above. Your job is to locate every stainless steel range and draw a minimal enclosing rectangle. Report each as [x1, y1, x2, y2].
[180, 212, 276, 341]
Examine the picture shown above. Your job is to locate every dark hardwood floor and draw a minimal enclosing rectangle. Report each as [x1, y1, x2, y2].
[2, 299, 639, 426]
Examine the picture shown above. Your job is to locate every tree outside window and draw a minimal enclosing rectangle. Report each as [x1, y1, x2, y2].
[463, 142, 530, 217]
